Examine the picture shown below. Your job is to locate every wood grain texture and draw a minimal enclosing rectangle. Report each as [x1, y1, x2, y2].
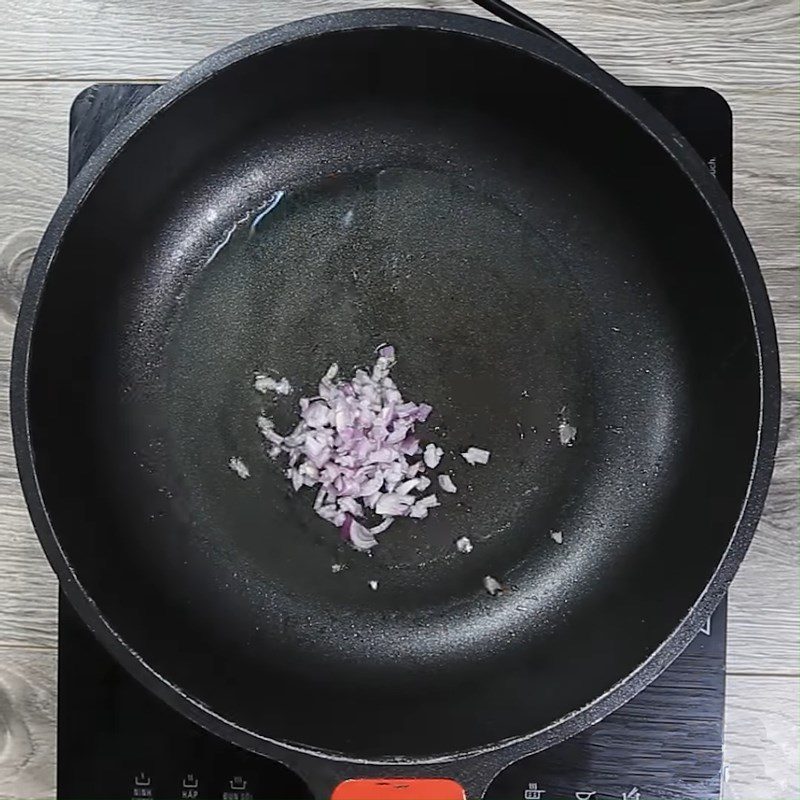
[728, 391, 800, 674]
[723, 675, 800, 799]
[0, 1, 796, 797]
[0, 0, 796, 86]
[0, 646, 56, 800]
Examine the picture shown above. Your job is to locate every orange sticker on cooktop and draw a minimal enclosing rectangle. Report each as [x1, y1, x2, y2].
[331, 778, 466, 800]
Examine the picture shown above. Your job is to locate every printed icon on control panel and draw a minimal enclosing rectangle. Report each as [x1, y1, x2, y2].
[575, 792, 596, 799]
[134, 773, 151, 787]
[524, 783, 544, 799]
[183, 774, 198, 789]
[700, 616, 712, 636]
[230, 776, 248, 791]
[622, 788, 641, 800]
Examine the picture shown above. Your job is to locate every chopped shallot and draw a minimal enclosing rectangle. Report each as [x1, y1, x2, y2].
[559, 421, 577, 446]
[550, 530, 564, 544]
[438, 474, 457, 493]
[408, 494, 440, 519]
[228, 457, 250, 479]
[342, 516, 378, 552]
[254, 374, 292, 395]
[557, 407, 577, 447]
[483, 575, 503, 596]
[257, 346, 449, 550]
[461, 447, 491, 466]
[370, 517, 395, 535]
[423, 443, 444, 469]
[368, 580, 379, 591]
[249, 345, 496, 553]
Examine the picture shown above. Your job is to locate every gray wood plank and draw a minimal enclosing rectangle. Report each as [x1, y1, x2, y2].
[0, 646, 56, 800]
[0, 82, 78, 649]
[728, 390, 800, 674]
[723, 675, 800, 799]
[0, 0, 796, 86]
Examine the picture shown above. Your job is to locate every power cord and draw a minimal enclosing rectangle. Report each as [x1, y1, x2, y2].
[468, 0, 587, 59]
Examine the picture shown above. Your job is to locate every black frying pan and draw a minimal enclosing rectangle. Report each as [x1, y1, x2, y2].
[11, 7, 780, 799]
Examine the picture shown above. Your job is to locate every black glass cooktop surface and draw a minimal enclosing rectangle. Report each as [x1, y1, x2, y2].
[58, 82, 732, 800]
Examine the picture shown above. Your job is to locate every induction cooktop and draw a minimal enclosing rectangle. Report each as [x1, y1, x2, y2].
[57, 82, 733, 800]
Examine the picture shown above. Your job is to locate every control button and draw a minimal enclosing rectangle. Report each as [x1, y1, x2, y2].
[623, 789, 641, 800]
[332, 779, 465, 800]
[223, 776, 253, 800]
[182, 773, 200, 799]
[132, 772, 153, 799]
[575, 792, 596, 799]
[524, 783, 544, 799]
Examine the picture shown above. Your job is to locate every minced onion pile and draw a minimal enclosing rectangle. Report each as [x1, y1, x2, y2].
[254, 345, 490, 551]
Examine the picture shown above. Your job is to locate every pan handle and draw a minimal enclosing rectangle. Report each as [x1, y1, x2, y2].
[468, 0, 588, 59]
[287, 750, 512, 800]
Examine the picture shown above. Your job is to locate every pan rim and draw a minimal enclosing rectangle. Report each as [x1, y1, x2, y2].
[10, 6, 780, 769]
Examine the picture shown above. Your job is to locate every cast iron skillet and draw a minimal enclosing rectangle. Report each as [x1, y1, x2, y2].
[11, 6, 779, 798]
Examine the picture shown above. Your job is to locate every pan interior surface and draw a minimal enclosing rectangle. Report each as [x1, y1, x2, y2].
[26, 25, 761, 757]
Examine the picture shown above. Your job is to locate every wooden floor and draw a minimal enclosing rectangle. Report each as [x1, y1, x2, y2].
[0, 1, 796, 798]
